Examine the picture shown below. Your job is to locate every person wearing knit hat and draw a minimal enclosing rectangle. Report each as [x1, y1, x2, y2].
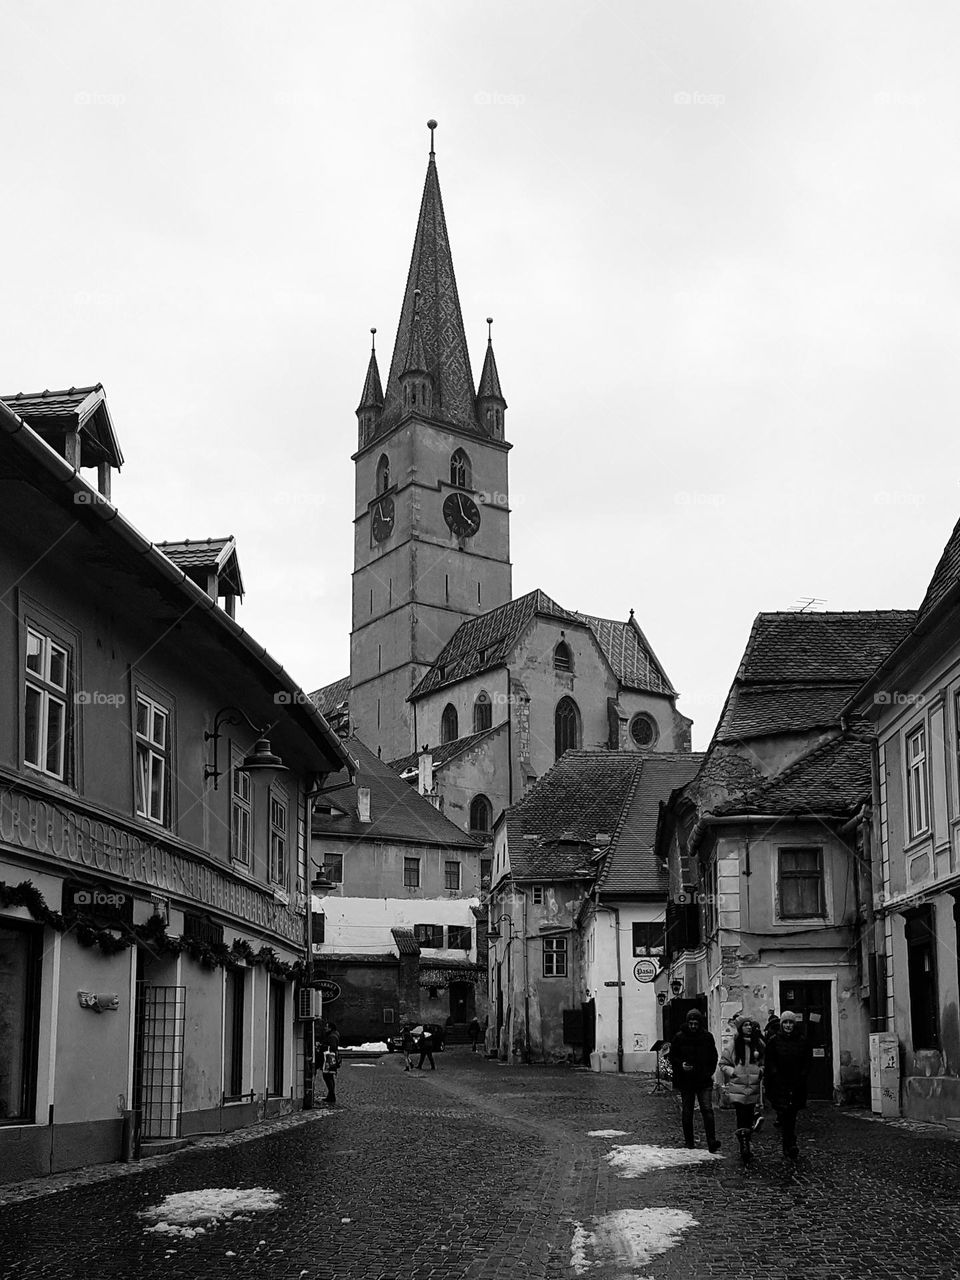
[668, 1009, 721, 1153]
[763, 1010, 812, 1158]
[719, 1016, 765, 1163]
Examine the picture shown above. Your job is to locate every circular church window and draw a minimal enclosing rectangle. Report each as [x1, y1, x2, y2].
[630, 713, 658, 748]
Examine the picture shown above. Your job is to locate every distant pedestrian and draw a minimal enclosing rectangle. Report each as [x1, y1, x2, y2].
[720, 1016, 765, 1163]
[763, 1011, 812, 1159]
[317, 1019, 341, 1106]
[400, 1025, 415, 1071]
[468, 1016, 482, 1053]
[669, 1009, 720, 1152]
[764, 1011, 780, 1042]
[416, 1026, 436, 1070]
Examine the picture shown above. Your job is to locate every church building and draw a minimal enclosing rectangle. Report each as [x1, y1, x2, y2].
[312, 122, 692, 839]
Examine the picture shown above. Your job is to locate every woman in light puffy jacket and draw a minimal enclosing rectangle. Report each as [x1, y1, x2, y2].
[720, 1016, 765, 1163]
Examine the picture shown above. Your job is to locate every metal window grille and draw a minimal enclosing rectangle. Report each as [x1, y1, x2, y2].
[134, 984, 186, 1139]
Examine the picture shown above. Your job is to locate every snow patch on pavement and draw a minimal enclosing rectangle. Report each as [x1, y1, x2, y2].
[348, 1041, 388, 1052]
[605, 1143, 721, 1176]
[587, 1129, 630, 1137]
[141, 1187, 281, 1238]
[569, 1208, 697, 1275]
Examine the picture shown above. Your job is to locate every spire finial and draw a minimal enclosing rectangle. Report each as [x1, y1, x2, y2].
[486, 316, 493, 343]
[370, 326, 377, 352]
[427, 118, 437, 158]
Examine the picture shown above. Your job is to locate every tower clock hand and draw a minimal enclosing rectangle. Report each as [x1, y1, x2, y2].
[458, 495, 467, 519]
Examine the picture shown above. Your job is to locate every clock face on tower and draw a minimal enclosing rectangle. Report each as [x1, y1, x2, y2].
[443, 492, 481, 538]
[371, 495, 395, 543]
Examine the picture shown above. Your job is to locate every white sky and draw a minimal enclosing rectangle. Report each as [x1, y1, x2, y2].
[3, 1, 958, 750]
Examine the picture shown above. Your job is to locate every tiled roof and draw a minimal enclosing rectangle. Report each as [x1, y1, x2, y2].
[573, 611, 674, 695]
[715, 611, 916, 743]
[504, 751, 645, 881]
[311, 676, 350, 718]
[2, 384, 123, 468]
[391, 926, 420, 955]
[410, 589, 578, 698]
[597, 753, 704, 895]
[157, 536, 244, 597]
[377, 155, 483, 440]
[311, 735, 478, 849]
[389, 722, 506, 776]
[716, 734, 873, 817]
[917, 516, 960, 623]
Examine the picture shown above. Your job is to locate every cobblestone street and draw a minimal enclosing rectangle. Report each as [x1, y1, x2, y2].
[2, 1050, 959, 1280]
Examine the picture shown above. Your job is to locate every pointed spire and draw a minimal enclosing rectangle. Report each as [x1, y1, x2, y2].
[477, 316, 507, 438]
[357, 328, 384, 412]
[380, 120, 481, 435]
[402, 290, 429, 376]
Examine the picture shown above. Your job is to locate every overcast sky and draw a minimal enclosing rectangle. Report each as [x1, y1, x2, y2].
[3, 1, 958, 749]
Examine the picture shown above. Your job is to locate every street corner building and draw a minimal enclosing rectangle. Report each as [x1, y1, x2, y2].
[657, 609, 915, 1104]
[0, 387, 353, 1180]
[486, 748, 701, 1069]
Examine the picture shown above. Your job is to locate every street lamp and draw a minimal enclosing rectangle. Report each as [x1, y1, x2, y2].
[204, 705, 289, 790]
[486, 913, 518, 940]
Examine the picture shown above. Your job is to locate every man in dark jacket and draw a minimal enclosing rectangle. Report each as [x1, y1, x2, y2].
[316, 1020, 341, 1106]
[763, 1010, 812, 1158]
[669, 1009, 721, 1152]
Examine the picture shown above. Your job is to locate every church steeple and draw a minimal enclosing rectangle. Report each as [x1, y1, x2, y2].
[399, 289, 433, 416]
[356, 328, 384, 447]
[379, 120, 481, 438]
[477, 316, 507, 440]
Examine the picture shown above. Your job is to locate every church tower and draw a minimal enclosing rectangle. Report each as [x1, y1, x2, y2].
[349, 121, 512, 760]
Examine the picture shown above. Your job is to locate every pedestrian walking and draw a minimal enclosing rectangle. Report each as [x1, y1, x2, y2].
[416, 1026, 436, 1070]
[720, 1016, 765, 1163]
[763, 1010, 812, 1159]
[668, 1009, 721, 1152]
[468, 1016, 482, 1053]
[316, 1019, 341, 1106]
[400, 1025, 415, 1071]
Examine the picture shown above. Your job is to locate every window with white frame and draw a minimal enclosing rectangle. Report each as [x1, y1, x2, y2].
[532, 885, 544, 905]
[135, 693, 169, 825]
[231, 764, 252, 865]
[24, 627, 70, 781]
[269, 793, 288, 885]
[542, 935, 567, 976]
[777, 847, 825, 918]
[906, 725, 930, 838]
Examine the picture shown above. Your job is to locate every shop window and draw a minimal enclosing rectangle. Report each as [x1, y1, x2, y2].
[404, 857, 421, 889]
[269, 793, 288, 886]
[268, 979, 285, 1096]
[231, 763, 252, 865]
[778, 847, 825, 918]
[135, 692, 170, 826]
[0, 921, 41, 1123]
[445, 861, 461, 891]
[905, 907, 940, 1049]
[224, 968, 245, 1099]
[24, 626, 71, 782]
[543, 935, 567, 977]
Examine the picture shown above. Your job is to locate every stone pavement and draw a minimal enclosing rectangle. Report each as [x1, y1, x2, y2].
[1, 1049, 958, 1279]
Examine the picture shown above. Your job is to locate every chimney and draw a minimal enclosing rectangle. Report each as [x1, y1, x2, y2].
[418, 746, 434, 796]
[357, 786, 372, 823]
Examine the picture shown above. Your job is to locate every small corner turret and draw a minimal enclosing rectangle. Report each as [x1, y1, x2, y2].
[356, 328, 384, 449]
[476, 317, 507, 440]
[398, 288, 433, 418]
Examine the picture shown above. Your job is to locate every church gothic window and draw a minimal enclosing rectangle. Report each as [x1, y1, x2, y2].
[473, 691, 492, 732]
[554, 641, 572, 673]
[450, 449, 471, 489]
[376, 454, 390, 494]
[554, 697, 581, 760]
[469, 794, 492, 835]
[441, 703, 459, 744]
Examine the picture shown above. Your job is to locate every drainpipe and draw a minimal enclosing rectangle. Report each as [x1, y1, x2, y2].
[522, 893, 531, 1063]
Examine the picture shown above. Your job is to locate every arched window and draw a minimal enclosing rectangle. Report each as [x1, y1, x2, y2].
[469, 794, 492, 835]
[555, 697, 581, 760]
[441, 703, 459, 744]
[554, 641, 572, 673]
[450, 448, 471, 489]
[473, 691, 492, 732]
[376, 454, 390, 494]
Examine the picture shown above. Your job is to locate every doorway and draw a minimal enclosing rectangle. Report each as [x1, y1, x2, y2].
[779, 979, 834, 1099]
[448, 982, 472, 1026]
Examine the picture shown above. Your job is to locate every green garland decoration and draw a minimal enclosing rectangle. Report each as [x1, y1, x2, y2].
[0, 880, 304, 980]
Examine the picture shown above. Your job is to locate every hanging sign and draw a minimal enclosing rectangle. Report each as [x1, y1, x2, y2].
[315, 980, 341, 1003]
[633, 959, 659, 983]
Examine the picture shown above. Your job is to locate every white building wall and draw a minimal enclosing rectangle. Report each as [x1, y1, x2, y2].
[583, 902, 663, 1073]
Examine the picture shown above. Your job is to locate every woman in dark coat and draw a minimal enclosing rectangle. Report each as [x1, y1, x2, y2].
[763, 1010, 812, 1158]
[720, 1016, 765, 1162]
[668, 1009, 721, 1152]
